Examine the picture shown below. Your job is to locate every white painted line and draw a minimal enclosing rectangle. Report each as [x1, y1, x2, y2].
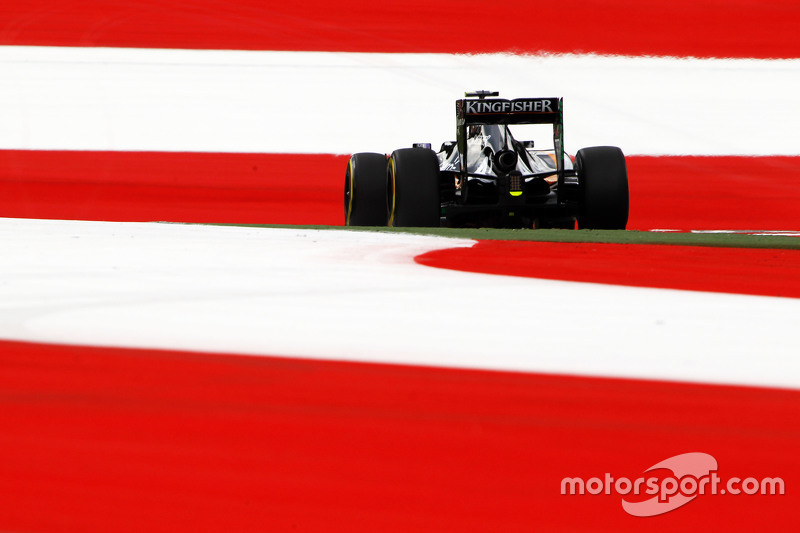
[691, 230, 800, 236]
[1, 46, 799, 155]
[1, 218, 798, 389]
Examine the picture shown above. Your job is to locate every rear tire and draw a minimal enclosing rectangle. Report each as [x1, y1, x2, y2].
[388, 148, 440, 227]
[576, 146, 629, 229]
[345, 152, 388, 226]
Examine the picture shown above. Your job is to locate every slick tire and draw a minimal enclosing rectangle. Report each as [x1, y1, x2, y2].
[576, 146, 629, 230]
[388, 148, 440, 227]
[345, 152, 388, 226]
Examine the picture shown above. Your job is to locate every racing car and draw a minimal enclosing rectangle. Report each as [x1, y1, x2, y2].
[344, 91, 629, 229]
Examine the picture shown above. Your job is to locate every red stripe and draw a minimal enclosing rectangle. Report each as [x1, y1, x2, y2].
[416, 241, 800, 298]
[2, 151, 800, 231]
[0, 339, 797, 531]
[628, 156, 800, 231]
[0, 150, 347, 225]
[1, 1, 799, 58]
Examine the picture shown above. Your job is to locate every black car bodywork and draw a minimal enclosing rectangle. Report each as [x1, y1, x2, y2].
[345, 91, 629, 229]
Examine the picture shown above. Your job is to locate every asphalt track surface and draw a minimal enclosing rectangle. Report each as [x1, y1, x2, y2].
[2, 2, 800, 532]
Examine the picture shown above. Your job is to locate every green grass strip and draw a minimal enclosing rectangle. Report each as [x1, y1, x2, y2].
[200, 223, 800, 250]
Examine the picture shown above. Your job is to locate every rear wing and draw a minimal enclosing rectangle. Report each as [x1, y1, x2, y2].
[456, 94, 566, 200]
[456, 97, 562, 126]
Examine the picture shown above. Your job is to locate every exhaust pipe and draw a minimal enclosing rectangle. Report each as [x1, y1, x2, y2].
[493, 150, 518, 173]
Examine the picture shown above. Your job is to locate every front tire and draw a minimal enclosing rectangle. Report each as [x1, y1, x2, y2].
[388, 148, 440, 227]
[345, 152, 388, 226]
[576, 146, 629, 229]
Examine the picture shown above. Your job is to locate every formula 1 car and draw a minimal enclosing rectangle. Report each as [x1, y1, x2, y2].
[345, 91, 628, 229]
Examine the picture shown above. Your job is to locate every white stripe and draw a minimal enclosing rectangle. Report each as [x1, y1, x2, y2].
[1, 218, 798, 389]
[1, 46, 798, 155]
